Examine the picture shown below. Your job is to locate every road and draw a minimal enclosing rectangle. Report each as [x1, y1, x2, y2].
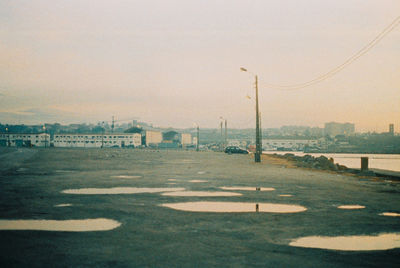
[0, 148, 399, 267]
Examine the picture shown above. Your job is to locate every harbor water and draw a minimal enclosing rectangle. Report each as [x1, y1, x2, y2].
[264, 151, 400, 172]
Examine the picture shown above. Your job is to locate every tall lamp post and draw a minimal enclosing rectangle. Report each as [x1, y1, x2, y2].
[219, 117, 227, 149]
[193, 123, 200, 152]
[240, 67, 262, 163]
[196, 125, 200, 152]
[43, 125, 47, 148]
[6, 127, 10, 147]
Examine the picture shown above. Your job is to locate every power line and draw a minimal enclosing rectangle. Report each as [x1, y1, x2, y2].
[260, 15, 400, 90]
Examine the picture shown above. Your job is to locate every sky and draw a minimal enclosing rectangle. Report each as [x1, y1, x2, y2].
[0, 0, 399, 132]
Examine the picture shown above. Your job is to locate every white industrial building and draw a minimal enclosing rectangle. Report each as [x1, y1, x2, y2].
[145, 131, 163, 146]
[53, 133, 141, 148]
[262, 139, 318, 151]
[181, 133, 192, 145]
[0, 133, 50, 147]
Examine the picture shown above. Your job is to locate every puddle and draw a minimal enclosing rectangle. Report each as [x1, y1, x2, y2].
[54, 204, 72, 207]
[380, 212, 400, 217]
[289, 233, 400, 251]
[166, 183, 177, 185]
[111, 175, 142, 179]
[62, 187, 185, 195]
[338, 205, 365, 209]
[197, 171, 206, 174]
[279, 194, 293, 197]
[161, 191, 242, 197]
[55, 170, 75, 173]
[161, 201, 307, 213]
[220, 187, 275, 191]
[168, 179, 177, 181]
[0, 218, 121, 232]
[189, 180, 208, 183]
[182, 160, 196, 163]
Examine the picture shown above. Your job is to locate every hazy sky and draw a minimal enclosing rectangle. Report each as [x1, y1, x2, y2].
[0, 0, 399, 132]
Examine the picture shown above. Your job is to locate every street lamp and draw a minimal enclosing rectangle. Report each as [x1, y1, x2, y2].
[193, 123, 200, 152]
[240, 67, 262, 162]
[43, 125, 47, 148]
[219, 116, 227, 149]
[6, 127, 10, 147]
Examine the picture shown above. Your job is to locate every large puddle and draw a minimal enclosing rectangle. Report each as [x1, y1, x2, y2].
[220, 187, 275, 191]
[161, 191, 242, 197]
[54, 204, 72, 207]
[289, 233, 400, 251]
[62, 187, 185, 194]
[189, 180, 208, 183]
[0, 218, 121, 232]
[279, 194, 293, 197]
[161, 201, 307, 213]
[111, 175, 142, 179]
[337, 205, 365, 209]
[380, 212, 400, 217]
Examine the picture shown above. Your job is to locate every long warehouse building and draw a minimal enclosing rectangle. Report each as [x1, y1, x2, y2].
[53, 133, 141, 148]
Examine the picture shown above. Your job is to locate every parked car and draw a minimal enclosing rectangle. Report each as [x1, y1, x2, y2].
[224, 146, 249, 154]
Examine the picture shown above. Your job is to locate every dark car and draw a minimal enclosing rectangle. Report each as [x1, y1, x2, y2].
[224, 146, 249, 154]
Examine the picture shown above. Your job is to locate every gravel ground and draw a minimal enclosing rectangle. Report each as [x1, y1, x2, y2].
[0, 148, 399, 267]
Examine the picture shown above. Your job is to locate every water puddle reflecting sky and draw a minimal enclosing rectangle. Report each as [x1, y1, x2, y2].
[54, 204, 72, 207]
[220, 187, 275, 191]
[111, 175, 142, 179]
[337, 205, 365, 209]
[380, 212, 400, 217]
[0, 218, 121, 232]
[62, 187, 185, 194]
[161, 191, 242, 197]
[161, 201, 306, 213]
[189, 180, 208, 183]
[55, 170, 75, 173]
[289, 233, 400, 251]
[279, 194, 293, 197]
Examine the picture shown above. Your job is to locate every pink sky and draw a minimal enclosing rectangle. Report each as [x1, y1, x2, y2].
[0, 0, 399, 132]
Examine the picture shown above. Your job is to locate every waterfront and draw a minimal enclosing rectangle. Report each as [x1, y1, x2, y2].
[265, 151, 400, 172]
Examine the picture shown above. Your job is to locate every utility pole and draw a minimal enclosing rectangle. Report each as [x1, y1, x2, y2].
[111, 116, 115, 133]
[220, 121, 223, 150]
[101, 121, 104, 148]
[43, 125, 47, 148]
[240, 67, 262, 163]
[255, 75, 261, 162]
[6, 127, 10, 147]
[224, 119, 227, 148]
[196, 126, 199, 152]
[259, 112, 262, 153]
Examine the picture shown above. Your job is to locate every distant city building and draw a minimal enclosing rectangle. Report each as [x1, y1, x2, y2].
[181, 133, 192, 145]
[227, 139, 247, 148]
[192, 137, 198, 146]
[262, 138, 319, 151]
[324, 122, 355, 136]
[389, 124, 394, 135]
[0, 133, 50, 147]
[53, 133, 141, 148]
[145, 130, 163, 146]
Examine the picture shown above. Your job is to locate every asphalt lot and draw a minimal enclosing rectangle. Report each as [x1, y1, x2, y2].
[0, 147, 399, 267]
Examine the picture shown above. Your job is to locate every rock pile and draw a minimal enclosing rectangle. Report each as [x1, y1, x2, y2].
[274, 153, 348, 171]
